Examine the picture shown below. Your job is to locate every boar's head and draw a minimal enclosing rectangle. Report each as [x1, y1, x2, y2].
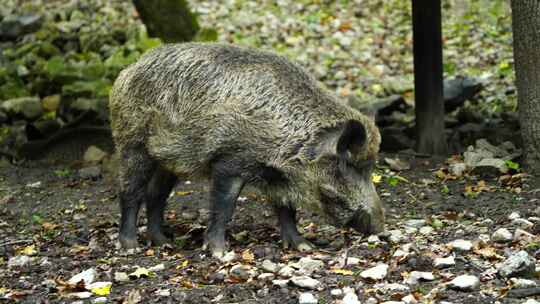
[301, 119, 384, 235]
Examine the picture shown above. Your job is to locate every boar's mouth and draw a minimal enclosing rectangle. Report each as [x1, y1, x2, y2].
[346, 209, 375, 234]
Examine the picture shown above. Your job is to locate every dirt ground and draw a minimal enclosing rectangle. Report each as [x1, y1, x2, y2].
[0, 153, 539, 304]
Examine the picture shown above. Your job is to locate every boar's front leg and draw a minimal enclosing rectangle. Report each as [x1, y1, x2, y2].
[205, 161, 245, 258]
[146, 167, 178, 246]
[118, 145, 156, 249]
[275, 204, 313, 252]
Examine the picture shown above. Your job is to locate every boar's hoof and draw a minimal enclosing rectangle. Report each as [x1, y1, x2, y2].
[119, 236, 139, 249]
[148, 232, 171, 247]
[283, 237, 314, 252]
[203, 240, 227, 259]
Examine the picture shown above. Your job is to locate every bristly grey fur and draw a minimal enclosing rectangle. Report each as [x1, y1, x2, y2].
[110, 42, 381, 213]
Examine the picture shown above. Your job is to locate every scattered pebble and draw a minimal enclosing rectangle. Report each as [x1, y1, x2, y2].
[230, 264, 257, 281]
[220, 251, 237, 263]
[8, 255, 32, 268]
[298, 292, 317, 304]
[514, 228, 535, 241]
[272, 279, 289, 288]
[257, 273, 275, 281]
[419, 226, 434, 235]
[261, 259, 279, 273]
[448, 239, 473, 252]
[404, 219, 426, 228]
[508, 212, 521, 220]
[360, 264, 388, 280]
[114, 272, 129, 282]
[512, 218, 534, 229]
[278, 265, 295, 278]
[388, 229, 405, 243]
[510, 277, 537, 288]
[434, 256, 456, 269]
[330, 288, 343, 297]
[448, 274, 480, 291]
[405, 271, 435, 285]
[290, 276, 321, 290]
[367, 235, 380, 244]
[68, 268, 97, 285]
[491, 228, 513, 242]
[148, 263, 165, 272]
[294, 257, 324, 275]
[342, 289, 361, 304]
[402, 294, 418, 304]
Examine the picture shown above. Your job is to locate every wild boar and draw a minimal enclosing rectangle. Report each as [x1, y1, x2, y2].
[109, 43, 384, 257]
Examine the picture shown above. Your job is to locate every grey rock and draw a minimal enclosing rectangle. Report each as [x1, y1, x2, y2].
[405, 271, 435, 285]
[449, 162, 467, 177]
[360, 264, 388, 280]
[498, 251, 536, 278]
[342, 292, 361, 304]
[230, 264, 256, 281]
[114, 272, 130, 282]
[298, 292, 317, 304]
[272, 279, 289, 288]
[463, 147, 493, 168]
[448, 239, 473, 252]
[509, 277, 537, 288]
[8, 255, 32, 268]
[290, 276, 321, 289]
[404, 219, 426, 228]
[474, 158, 508, 174]
[330, 288, 343, 297]
[514, 229, 535, 242]
[491, 228, 513, 243]
[434, 256, 455, 269]
[261, 259, 279, 273]
[295, 257, 324, 275]
[1, 97, 43, 120]
[448, 275, 480, 291]
[83, 146, 107, 163]
[388, 229, 405, 243]
[278, 265, 295, 278]
[257, 273, 275, 281]
[512, 218, 534, 229]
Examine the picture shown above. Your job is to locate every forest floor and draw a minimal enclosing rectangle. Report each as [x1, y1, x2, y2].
[1, 153, 539, 304]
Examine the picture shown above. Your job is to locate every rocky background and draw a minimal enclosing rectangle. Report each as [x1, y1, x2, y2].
[0, 0, 518, 162]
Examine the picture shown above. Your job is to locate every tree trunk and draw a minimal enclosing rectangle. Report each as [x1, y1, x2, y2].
[132, 0, 199, 43]
[511, 1, 540, 177]
[412, 0, 448, 155]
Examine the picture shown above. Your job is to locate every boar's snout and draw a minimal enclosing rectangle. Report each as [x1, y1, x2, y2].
[346, 198, 385, 235]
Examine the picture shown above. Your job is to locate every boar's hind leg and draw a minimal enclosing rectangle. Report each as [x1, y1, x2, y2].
[205, 162, 245, 258]
[118, 146, 156, 249]
[275, 204, 313, 252]
[146, 167, 178, 246]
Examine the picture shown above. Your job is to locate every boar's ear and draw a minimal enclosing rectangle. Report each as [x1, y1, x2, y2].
[337, 120, 366, 157]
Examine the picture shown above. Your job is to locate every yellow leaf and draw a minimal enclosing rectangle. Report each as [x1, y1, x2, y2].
[89, 282, 112, 296]
[42, 222, 58, 230]
[20, 245, 37, 256]
[331, 268, 354, 275]
[242, 249, 255, 263]
[129, 267, 153, 279]
[176, 191, 193, 196]
[372, 174, 382, 184]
